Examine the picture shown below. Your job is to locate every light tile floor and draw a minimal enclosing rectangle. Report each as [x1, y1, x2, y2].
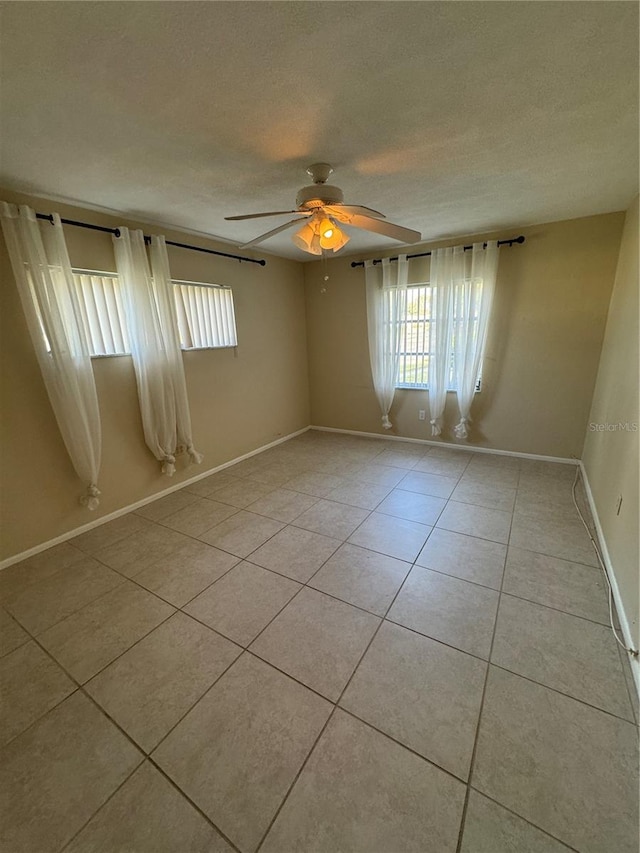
[1, 430, 638, 853]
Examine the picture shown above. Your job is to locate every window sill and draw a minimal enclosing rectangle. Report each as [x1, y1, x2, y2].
[395, 385, 482, 393]
[395, 385, 457, 392]
[182, 345, 237, 352]
[88, 345, 237, 359]
[90, 353, 130, 359]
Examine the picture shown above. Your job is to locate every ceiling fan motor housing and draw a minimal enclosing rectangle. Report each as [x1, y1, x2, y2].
[296, 183, 344, 210]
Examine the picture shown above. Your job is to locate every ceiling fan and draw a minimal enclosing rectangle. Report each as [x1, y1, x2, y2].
[225, 163, 422, 255]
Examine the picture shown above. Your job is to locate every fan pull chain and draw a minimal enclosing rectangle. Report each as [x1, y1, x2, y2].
[320, 251, 330, 294]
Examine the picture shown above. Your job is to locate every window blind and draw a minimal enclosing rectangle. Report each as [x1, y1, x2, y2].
[73, 273, 130, 355]
[173, 282, 237, 349]
[66, 272, 237, 356]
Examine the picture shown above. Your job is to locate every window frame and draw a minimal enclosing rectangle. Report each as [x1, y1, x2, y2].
[394, 281, 482, 393]
[172, 278, 238, 351]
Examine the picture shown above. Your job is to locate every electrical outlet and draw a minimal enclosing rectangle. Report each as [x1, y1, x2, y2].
[616, 495, 623, 516]
[418, 410, 426, 421]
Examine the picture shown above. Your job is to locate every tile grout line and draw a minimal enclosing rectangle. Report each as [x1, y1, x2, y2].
[24, 616, 246, 853]
[464, 787, 583, 853]
[140, 757, 244, 853]
[3, 551, 252, 762]
[130, 645, 244, 758]
[87, 664, 246, 853]
[1, 633, 156, 853]
[617, 641, 640, 728]
[253, 497, 444, 852]
[409, 559, 503, 594]
[496, 588, 613, 629]
[454, 459, 519, 853]
[487, 661, 638, 726]
[0, 602, 179, 751]
[145, 521, 359, 753]
[335, 705, 471, 786]
[57, 760, 146, 853]
[380, 616, 496, 665]
[4, 571, 130, 641]
[218, 504, 363, 652]
[88, 506, 296, 610]
[451, 458, 622, 850]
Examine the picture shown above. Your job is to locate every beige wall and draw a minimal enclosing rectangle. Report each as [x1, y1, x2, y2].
[305, 212, 624, 458]
[582, 196, 639, 651]
[0, 190, 310, 560]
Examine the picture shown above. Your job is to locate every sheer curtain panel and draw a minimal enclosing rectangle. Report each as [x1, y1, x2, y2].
[427, 247, 458, 436]
[1, 203, 102, 508]
[365, 255, 408, 429]
[149, 235, 202, 465]
[113, 227, 202, 475]
[452, 241, 499, 438]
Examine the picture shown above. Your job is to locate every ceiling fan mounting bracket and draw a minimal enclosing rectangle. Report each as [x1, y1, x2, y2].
[306, 163, 333, 184]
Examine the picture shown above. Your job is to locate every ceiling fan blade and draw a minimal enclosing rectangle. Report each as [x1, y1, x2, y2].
[326, 204, 386, 219]
[225, 210, 309, 221]
[346, 214, 422, 244]
[239, 218, 304, 248]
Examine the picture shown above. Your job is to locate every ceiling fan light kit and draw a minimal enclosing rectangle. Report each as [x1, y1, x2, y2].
[226, 163, 421, 256]
[318, 217, 349, 251]
[291, 212, 350, 255]
[291, 220, 321, 255]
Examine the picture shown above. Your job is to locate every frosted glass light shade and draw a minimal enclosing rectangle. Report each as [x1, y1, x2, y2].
[292, 213, 349, 255]
[291, 221, 320, 254]
[321, 226, 350, 252]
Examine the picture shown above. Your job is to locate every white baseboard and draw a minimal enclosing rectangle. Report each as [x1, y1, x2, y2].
[310, 425, 578, 465]
[579, 461, 640, 701]
[2, 423, 574, 572]
[0, 426, 310, 571]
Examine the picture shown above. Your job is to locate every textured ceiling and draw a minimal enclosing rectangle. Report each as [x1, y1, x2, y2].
[1, 1, 637, 260]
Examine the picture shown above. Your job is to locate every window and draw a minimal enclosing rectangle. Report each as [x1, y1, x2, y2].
[73, 272, 130, 356]
[67, 271, 237, 356]
[173, 281, 237, 349]
[396, 283, 482, 390]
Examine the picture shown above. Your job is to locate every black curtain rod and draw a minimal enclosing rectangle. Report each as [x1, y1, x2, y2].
[350, 235, 525, 268]
[35, 213, 267, 266]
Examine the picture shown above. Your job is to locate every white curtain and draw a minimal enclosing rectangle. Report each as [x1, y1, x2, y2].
[452, 241, 499, 438]
[113, 227, 202, 475]
[427, 246, 458, 436]
[365, 255, 408, 429]
[149, 235, 202, 466]
[1, 202, 102, 509]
